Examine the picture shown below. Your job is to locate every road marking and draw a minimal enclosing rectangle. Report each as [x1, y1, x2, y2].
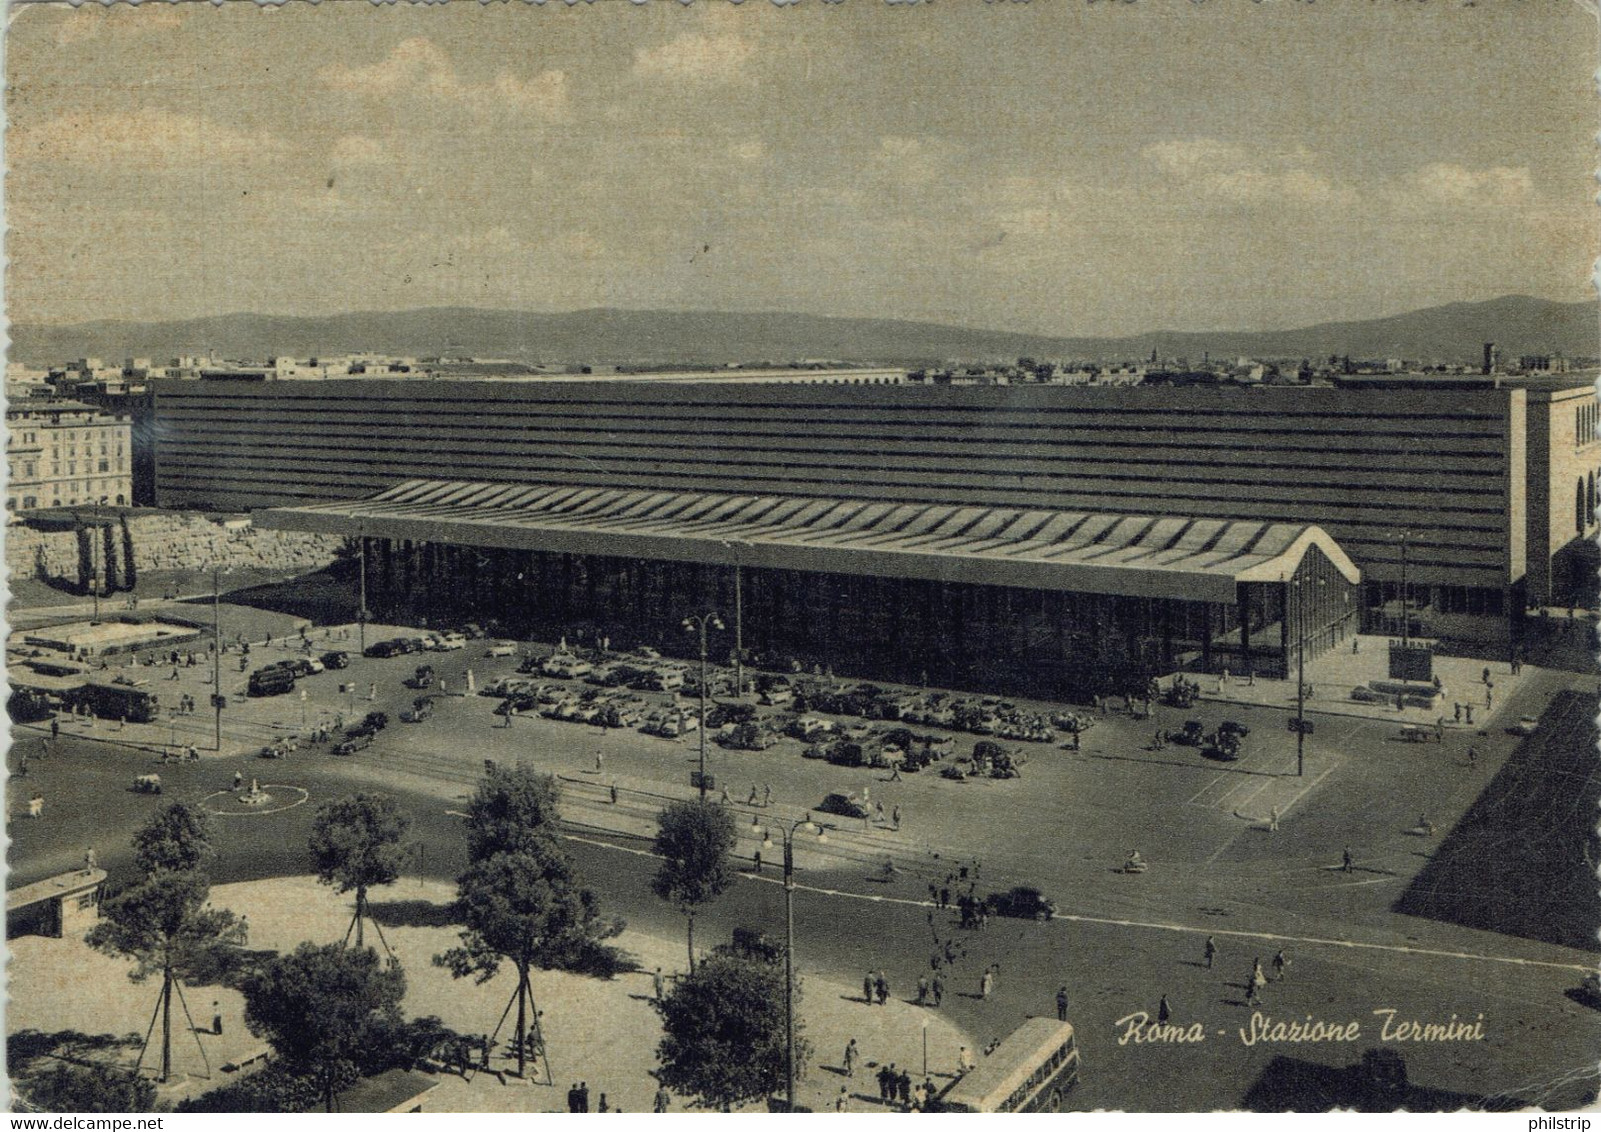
[559, 832, 1593, 974]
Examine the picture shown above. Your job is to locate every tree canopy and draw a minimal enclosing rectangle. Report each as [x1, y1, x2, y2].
[131, 801, 215, 875]
[241, 941, 407, 1112]
[310, 793, 410, 896]
[651, 801, 737, 970]
[87, 870, 246, 985]
[463, 765, 563, 862]
[436, 834, 618, 983]
[655, 947, 807, 1111]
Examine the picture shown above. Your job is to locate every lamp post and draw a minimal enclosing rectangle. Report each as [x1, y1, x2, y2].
[1397, 529, 1413, 649]
[763, 815, 825, 1111]
[211, 565, 225, 751]
[682, 611, 723, 800]
[357, 524, 369, 654]
[1288, 572, 1327, 778]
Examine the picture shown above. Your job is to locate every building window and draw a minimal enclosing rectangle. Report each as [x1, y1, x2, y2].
[98, 460, 108, 473]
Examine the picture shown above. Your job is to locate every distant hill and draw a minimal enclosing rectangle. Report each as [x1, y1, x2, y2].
[9, 295, 1596, 369]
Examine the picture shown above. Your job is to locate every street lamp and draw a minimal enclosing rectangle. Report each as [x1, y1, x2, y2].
[682, 611, 724, 801]
[211, 565, 227, 751]
[1287, 572, 1327, 778]
[763, 815, 826, 1111]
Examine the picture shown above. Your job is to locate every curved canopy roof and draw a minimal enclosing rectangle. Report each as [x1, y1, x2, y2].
[259, 479, 1360, 604]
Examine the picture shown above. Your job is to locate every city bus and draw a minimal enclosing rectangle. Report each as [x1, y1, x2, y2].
[248, 666, 298, 697]
[71, 680, 161, 723]
[933, 1017, 1079, 1113]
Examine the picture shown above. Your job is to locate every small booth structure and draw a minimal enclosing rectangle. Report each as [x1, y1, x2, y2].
[7, 867, 107, 939]
[333, 1069, 441, 1113]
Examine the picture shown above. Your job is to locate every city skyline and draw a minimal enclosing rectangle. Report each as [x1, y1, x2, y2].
[6, 2, 1596, 338]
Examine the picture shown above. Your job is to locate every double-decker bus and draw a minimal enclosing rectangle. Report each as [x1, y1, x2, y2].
[933, 1017, 1079, 1113]
[71, 680, 161, 723]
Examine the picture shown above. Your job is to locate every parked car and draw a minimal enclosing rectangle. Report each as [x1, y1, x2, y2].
[435, 632, 467, 651]
[987, 886, 1057, 922]
[405, 665, 435, 690]
[334, 733, 374, 756]
[1218, 720, 1251, 738]
[362, 711, 389, 732]
[542, 653, 593, 679]
[364, 639, 405, 659]
[282, 658, 317, 678]
[817, 791, 870, 820]
[486, 641, 517, 658]
[321, 650, 350, 669]
[401, 697, 436, 723]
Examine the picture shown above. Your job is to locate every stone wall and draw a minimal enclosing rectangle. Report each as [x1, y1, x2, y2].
[6, 512, 342, 592]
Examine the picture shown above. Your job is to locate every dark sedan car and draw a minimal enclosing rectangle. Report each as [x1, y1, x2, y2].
[321, 650, 350, 670]
[987, 886, 1057, 922]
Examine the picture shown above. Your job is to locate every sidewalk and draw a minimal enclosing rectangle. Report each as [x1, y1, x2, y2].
[1189, 634, 1531, 731]
[7, 875, 971, 1113]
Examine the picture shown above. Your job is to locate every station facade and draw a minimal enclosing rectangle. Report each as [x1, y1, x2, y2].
[260, 480, 1361, 698]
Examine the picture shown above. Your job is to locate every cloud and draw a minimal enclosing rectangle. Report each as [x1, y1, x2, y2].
[332, 135, 388, 167]
[1410, 162, 1534, 207]
[320, 37, 569, 121]
[632, 31, 754, 84]
[53, 5, 184, 47]
[13, 107, 288, 172]
[1146, 138, 1357, 207]
[873, 135, 961, 186]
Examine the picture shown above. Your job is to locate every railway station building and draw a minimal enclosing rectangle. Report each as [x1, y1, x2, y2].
[146, 373, 1597, 694]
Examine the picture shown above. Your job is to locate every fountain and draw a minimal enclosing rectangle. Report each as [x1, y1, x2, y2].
[238, 777, 272, 807]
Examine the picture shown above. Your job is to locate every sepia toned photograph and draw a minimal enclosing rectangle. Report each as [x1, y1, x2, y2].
[3, 0, 1598, 1115]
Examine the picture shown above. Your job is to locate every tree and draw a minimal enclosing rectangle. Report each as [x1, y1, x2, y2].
[132, 801, 215, 875]
[655, 947, 808, 1111]
[240, 941, 406, 1113]
[309, 793, 410, 950]
[463, 764, 563, 862]
[652, 800, 736, 972]
[20, 1063, 155, 1113]
[434, 833, 618, 1081]
[86, 870, 246, 1083]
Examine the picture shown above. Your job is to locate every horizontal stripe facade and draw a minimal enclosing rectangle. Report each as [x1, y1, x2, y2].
[151, 379, 1523, 588]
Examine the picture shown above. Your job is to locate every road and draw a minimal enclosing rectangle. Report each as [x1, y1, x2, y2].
[9, 628, 1601, 1109]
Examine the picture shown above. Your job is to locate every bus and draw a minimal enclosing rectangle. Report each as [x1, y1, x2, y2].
[933, 1017, 1079, 1113]
[72, 680, 161, 723]
[248, 666, 298, 697]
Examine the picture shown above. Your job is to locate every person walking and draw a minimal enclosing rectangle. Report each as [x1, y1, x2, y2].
[594, 751, 604, 775]
[864, 971, 876, 1005]
[1468, 745, 1478, 768]
[567, 1084, 581, 1113]
[1056, 985, 1070, 1021]
[897, 1067, 912, 1108]
[1158, 995, 1172, 1025]
[980, 966, 994, 999]
[875, 801, 886, 826]
[917, 974, 929, 1005]
[931, 973, 945, 1007]
[1268, 806, 1280, 832]
[958, 1046, 975, 1077]
[233, 770, 244, 791]
[653, 967, 666, 1002]
[892, 804, 902, 831]
[835, 1086, 849, 1112]
[1204, 935, 1218, 970]
[747, 784, 759, 805]
[654, 1085, 671, 1113]
[1271, 949, 1289, 981]
[763, 783, 773, 807]
[1342, 845, 1354, 873]
[577, 1082, 589, 1113]
[1454, 701, 1462, 723]
[50, 717, 59, 743]
[843, 1037, 858, 1078]
[876, 970, 890, 1006]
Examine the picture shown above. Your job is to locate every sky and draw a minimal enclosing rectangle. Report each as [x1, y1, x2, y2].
[4, 0, 1596, 338]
